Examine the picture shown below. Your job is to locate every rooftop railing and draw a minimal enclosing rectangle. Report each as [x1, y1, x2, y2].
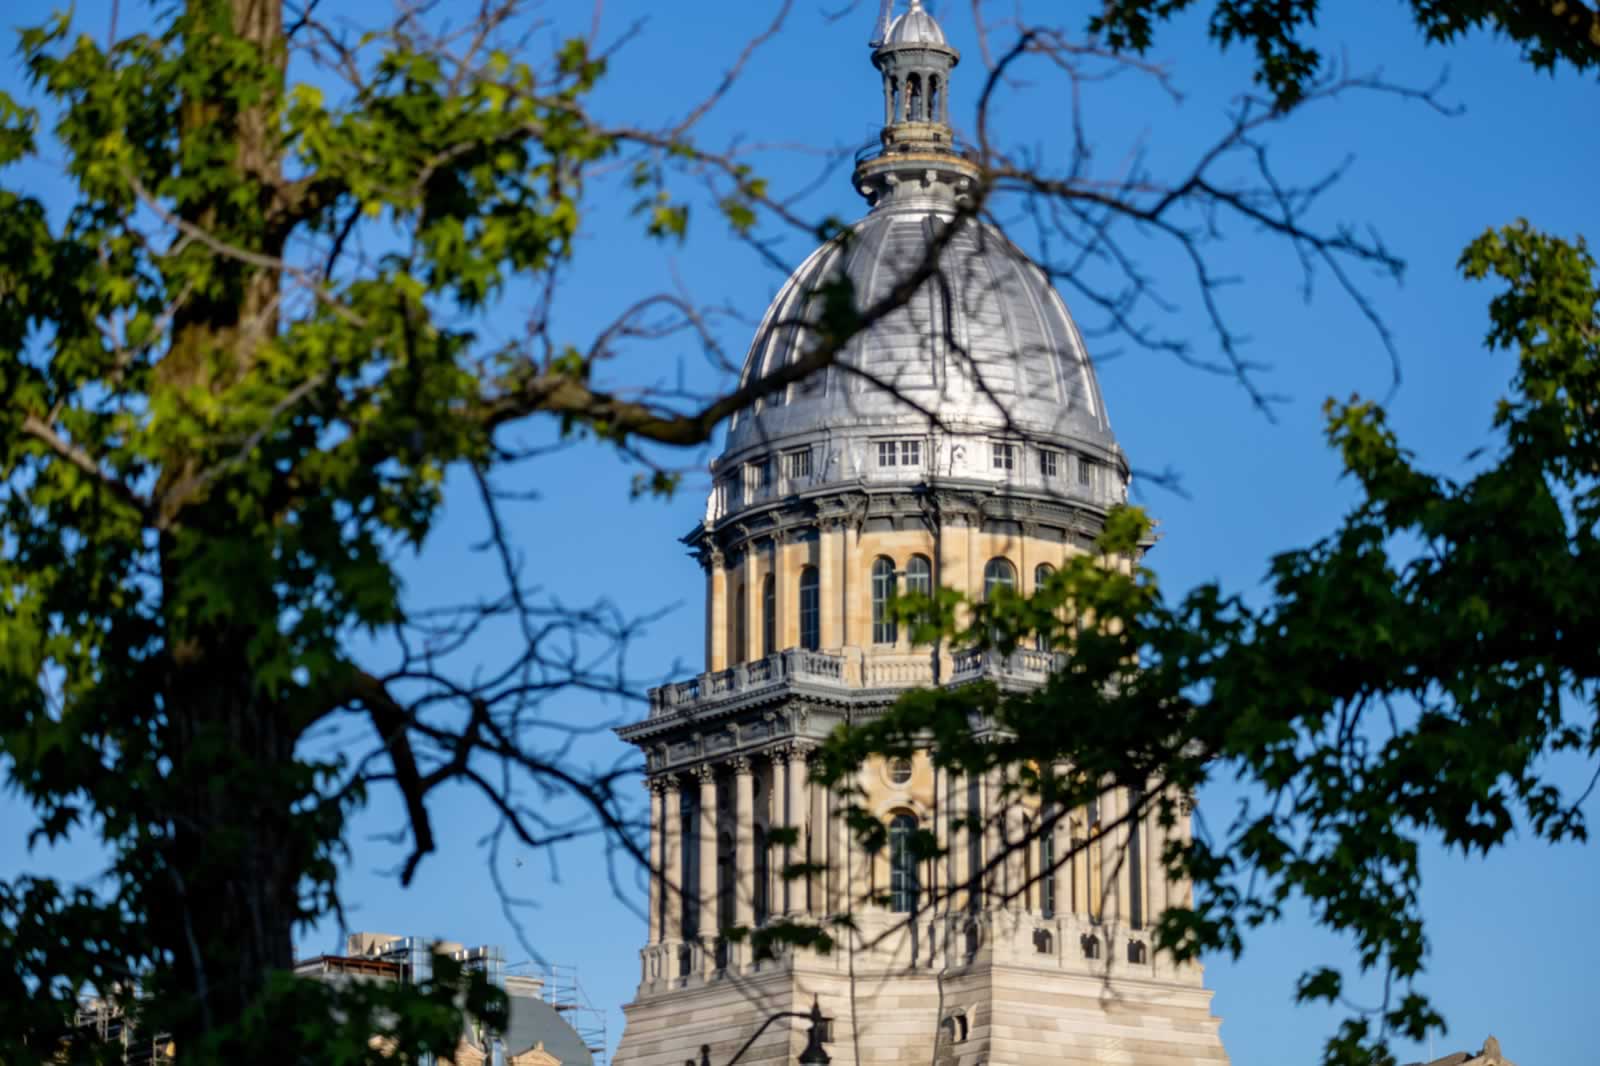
[648, 646, 1060, 718]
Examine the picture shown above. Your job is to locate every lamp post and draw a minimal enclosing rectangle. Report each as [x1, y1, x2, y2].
[712, 997, 833, 1066]
[796, 999, 831, 1065]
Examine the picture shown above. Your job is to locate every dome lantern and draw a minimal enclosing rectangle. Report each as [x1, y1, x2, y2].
[854, 1, 979, 209]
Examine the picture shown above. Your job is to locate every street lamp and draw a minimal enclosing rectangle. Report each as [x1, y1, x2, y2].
[796, 998, 831, 1065]
[720, 996, 833, 1066]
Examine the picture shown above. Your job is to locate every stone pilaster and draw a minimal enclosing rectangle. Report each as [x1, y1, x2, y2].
[1003, 766, 1026, 910]
[694, 764, 718, 975]
[706, 548, 727, 672]
[819, 520, 843, 649]
[647, 777, 666, 944]
[731, 757, 755, 960]
[662, 777, 683, 945]
[779, 743, 813, 914]
[983, 765, 1002, 909]
[807, 750, 825, 914]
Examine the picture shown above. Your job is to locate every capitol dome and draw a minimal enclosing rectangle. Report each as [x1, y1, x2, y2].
[723, 205, 1115, 456]
[706, 0, 1127, 526]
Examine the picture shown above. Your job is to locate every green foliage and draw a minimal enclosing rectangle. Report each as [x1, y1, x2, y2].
[817, 222, 1599, 1065]
[1, 0, 1593, 1063]
[1092, 0, 1600, 108]
[0, 1, 736, 1059]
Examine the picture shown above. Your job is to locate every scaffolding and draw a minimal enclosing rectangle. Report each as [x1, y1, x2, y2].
[511, 960, 609, 1066]
[73, 998, 173, 1066]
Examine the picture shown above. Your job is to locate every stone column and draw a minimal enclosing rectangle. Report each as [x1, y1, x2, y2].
[983, 765, 1002, 908]
[1150, 787, 1172, 922]
[785, 744, 810, 914]
[1116, 787, 1134, 925]
[819, 520, 843, 649]
[1099, 784, 1121, 926]
[949, 769, 969, 914]
[1019, 522, 1033, 598]
[742, 545, 760, 661]
[965, 520, 979, 619]
[732, 757, 755, 966]
[807, 751, 826, 914]
[1073, 813, 1090, 920]
[840, 520, 857, 648]
[662, 779, 683, 944]
[1003, 767, 1026, 910]
[931, 762, 947, 912]
[771, 534, 791, 652]
[827, 772, 847, 915]
[849, 762, 873, 906]
[695, 765, 718, 972]
[1178, 790, 1196, 908]
[647, 778, 666, 944]
[706, 548, 727, 671]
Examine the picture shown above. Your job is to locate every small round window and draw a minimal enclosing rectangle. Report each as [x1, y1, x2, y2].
[888, 758, 914, 786]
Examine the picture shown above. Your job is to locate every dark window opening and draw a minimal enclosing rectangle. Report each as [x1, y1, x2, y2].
[762, 573, 776, 656]
[798, 567, 820, 650]
[871, 556, 898, 645]
[889, 813, 921, 913]
[733, 583, 747, 664]
[1040, 830, 1057, 919]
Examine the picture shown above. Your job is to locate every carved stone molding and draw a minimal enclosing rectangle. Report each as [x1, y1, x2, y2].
[690, 763, 718, 784]
[728, 754, 754, 776]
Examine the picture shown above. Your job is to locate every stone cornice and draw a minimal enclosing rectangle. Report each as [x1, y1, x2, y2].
[684, 478, 1119, 557]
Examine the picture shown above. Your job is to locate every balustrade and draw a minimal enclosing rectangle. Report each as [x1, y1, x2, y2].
[649, 646, 1063, 718]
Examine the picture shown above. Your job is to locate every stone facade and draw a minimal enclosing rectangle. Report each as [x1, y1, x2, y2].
[614, 4, 1229, 1064]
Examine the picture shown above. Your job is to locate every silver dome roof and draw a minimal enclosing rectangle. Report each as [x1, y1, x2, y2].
[884, 0, 947, 46]
[702, 0, 1126, 526]
[723, 201, 1116, 461]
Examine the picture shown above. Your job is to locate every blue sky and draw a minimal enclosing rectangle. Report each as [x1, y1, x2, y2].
[2, 2, 1595, 1064]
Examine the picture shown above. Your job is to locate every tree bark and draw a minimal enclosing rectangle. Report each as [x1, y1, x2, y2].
[151, 0, 304, 1046]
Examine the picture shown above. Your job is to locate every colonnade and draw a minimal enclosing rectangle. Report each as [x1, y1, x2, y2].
[644, 748, 1193, 979]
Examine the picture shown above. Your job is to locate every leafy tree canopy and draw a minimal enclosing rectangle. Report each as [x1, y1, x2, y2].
[1092, 0, 1600, 107]
[817, 222, 1599, 1065]
[0, 1, 1593, 1065]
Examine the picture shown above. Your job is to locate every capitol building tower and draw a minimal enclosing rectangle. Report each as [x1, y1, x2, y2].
[614, 3, 1230, 1063]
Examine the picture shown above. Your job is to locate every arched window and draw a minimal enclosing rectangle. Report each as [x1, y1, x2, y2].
[762, 573, 776, 656]
[983, 558, 1016, 601]
[907, 72, 922, 121]
[905, 554, 932, 597]
[1040, 828, 1057, 919]
[1033, 563, 1055, 651]
[888, 813, 921, 913]
[754, 824, 770, 926]
[929, 75, 942, 124]
[871, 556, 898, 645]
[798, 567, 820, 651]
[733, 583, 747, 664]
[904, 555, 933, 646]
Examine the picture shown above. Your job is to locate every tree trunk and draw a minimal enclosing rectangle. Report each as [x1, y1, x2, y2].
[151, 0, 305, 1048]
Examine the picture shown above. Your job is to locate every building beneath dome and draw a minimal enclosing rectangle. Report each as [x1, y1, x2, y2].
[612, 4, 1229, 1064]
